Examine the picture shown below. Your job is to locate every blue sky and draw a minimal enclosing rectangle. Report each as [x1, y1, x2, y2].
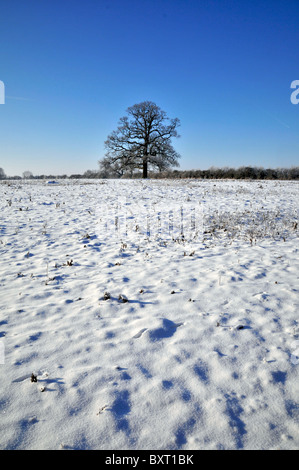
[0, 0, 299, 176]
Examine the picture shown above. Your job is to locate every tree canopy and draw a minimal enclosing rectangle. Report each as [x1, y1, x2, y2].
[99, 101, 181, 178]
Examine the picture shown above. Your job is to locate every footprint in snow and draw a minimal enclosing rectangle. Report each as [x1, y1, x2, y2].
[132, 328, 148, 339]
[132, 319, 184, 341]
[149, 319, 184, 342]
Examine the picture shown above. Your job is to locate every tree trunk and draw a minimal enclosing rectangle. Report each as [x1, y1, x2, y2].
[143, 157, 148, 179]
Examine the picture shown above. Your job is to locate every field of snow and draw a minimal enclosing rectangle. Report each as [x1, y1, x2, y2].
[0, 178, 298, 450]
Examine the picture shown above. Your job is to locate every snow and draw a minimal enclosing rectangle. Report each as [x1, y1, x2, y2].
[0, 178, 298, 450]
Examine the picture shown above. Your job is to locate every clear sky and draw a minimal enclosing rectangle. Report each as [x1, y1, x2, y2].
[0, 0, 299, 176]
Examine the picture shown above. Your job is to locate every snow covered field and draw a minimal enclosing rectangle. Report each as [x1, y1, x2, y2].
[0, 178, 298, 450]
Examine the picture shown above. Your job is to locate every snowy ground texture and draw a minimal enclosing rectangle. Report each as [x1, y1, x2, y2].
[0, 178, 298, 450]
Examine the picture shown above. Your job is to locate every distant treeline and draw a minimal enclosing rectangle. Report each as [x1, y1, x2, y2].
[1, 166, 299, 180]
[144, 166, 299, 180]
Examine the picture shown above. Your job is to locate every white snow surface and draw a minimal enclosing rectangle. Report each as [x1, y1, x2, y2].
[0, 178, 298, 450]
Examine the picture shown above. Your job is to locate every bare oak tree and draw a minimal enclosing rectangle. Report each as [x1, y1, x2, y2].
[99, 101, 181, 178]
